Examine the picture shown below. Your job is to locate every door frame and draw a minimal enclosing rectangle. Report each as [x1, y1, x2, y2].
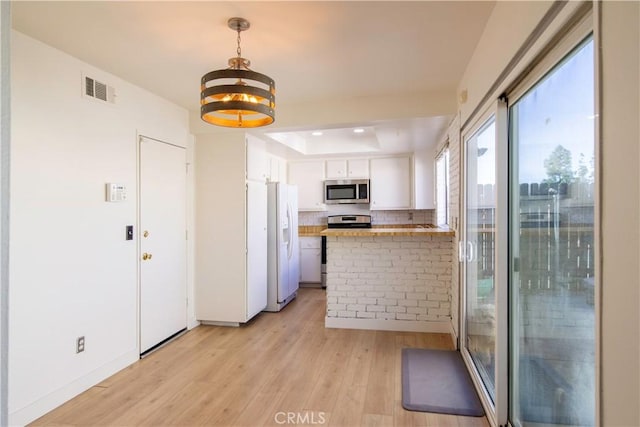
[136, 134, 188, 355]
[458, 7, 596, 425]
[459, 102, 509, 427]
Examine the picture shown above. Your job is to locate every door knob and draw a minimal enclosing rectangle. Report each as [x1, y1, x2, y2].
[142, 252, 152, 260]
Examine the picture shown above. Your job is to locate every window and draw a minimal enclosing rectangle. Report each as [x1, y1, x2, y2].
[435, 148, 450, 226]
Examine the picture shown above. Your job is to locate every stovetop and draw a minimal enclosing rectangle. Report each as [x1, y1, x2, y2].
[327, 214, 372, 229]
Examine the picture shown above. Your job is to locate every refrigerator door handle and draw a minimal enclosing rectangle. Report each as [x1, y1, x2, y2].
[286, 203, 293, 260]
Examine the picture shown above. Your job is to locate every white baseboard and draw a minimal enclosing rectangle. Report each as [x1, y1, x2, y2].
[187, 318, 200, 330]
[449, 320, 459, 349]
[9, 350, 139, 427]
[325, 316, 452, 334]
[200, 320, 240, 327]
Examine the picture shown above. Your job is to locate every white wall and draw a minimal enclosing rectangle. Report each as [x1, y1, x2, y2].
[600, 2, 640, 425]
[9, 31, 190, 425]
[457, 1, 554, 124]
[457, 1, 589, 127]
[186, 134, 198, 329]
[414, 146, 436, 210]
[440, 115, 461, 342]
[457, 1, 640, 425]
[0, 3, 10, 426]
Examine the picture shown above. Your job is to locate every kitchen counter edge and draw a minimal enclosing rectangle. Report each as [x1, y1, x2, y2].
[319, 226, 455, 237]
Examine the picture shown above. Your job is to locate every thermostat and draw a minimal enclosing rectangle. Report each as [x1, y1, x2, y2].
[106, 183, 127, 202]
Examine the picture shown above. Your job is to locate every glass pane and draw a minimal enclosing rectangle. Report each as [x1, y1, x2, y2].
[466, 117, 496, 403]
[509, 38, 595, 426]
[327, 185, 356, 200]
[436, 150, 449, 225]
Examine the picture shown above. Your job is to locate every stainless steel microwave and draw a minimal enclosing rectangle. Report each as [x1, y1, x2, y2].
[324, 179, 370, 204]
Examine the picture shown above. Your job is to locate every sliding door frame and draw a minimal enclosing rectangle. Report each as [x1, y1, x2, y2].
[504, 10, 596, 427]
[458, 5, 596, 427]
[460, 101, 509, 427]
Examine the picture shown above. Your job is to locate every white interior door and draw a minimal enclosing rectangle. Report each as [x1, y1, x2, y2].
[139, 136, 187, 354]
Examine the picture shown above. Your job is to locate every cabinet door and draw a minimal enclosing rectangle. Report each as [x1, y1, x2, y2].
[288, 161, 326, 211]
[370, 156, 412, 210]
[246, 141, 269, 182]
[414, 148, 436, 209]
[300, 237, 322, 283]
[268, 155, 286, 183]
[326, 160, 347, 179]
[246, 181, 268, 319]
[348, 159, 370, 178]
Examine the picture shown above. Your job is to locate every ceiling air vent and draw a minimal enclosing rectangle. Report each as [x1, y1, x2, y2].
[83, 76, 116, 104]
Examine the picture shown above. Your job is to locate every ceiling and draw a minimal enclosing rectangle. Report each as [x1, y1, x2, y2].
[11, 1, 496, 157]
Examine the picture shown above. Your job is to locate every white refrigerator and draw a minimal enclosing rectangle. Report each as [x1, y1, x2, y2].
[265, 182, 300, 312]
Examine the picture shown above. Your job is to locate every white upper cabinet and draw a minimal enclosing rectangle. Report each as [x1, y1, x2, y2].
[325, 159, 347, 179]
[325, 159, 369, 179]
[289, 153, 429, 211]
[413, 147, 436, 209]
[288, 160, 326, 211]
[268, 155, 286, 183]
[369, 156, 412, 210]
[247, 135, 286, 183]
[246, 136, 269, 182]
[347, 159, 369, 178]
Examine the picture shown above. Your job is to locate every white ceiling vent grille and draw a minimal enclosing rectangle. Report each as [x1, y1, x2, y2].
[83, 76, 116, 104]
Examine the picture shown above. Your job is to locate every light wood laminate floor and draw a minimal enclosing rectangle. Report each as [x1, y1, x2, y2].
[31, 288, 489, 427]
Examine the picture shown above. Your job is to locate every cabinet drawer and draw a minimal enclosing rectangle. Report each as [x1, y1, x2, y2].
[300, 236, 321, 249]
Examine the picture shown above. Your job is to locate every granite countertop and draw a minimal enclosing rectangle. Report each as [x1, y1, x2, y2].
[299, 224, 455, 237]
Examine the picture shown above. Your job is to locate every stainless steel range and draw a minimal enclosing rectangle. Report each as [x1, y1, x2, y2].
[327, 214, 372, 229]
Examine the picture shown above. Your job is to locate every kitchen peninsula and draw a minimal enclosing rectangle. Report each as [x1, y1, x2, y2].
[321, 224, 455, 335]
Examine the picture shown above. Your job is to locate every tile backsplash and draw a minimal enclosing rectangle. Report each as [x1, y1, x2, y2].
[298, 209, 436, 226]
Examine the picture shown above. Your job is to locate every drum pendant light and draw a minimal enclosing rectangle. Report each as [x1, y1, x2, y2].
[200, 17, 275, 128]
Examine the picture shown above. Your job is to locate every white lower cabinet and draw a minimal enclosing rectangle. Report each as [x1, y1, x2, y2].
[300, 237, 321, 283]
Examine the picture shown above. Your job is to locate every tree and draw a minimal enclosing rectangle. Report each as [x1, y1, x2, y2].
[543, 145, 573, 184]
[575, 152, 595, 184]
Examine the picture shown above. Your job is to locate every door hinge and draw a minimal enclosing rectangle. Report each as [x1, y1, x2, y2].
[186, 230, 188, 240]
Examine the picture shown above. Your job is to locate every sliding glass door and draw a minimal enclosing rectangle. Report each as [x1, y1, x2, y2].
[460, 14, 596, 427]
[509, 37, 595, 426]
[462, 114, 499, 411]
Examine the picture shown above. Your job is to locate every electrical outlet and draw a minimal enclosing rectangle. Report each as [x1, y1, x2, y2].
[76, 336, 85, 354]
[408, 212, 414, 221]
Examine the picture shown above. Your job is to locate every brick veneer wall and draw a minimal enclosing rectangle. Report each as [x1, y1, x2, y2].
[447, 115, 461, 341]
[324, 234, 454, 333]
